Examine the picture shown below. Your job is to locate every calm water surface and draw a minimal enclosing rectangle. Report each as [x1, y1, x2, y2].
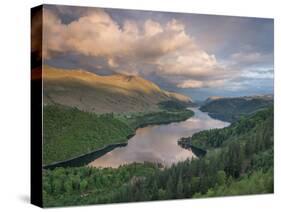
[89, 108, 229, 168]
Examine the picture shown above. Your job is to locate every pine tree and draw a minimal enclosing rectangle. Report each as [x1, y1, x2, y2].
[166, 175, 174, 199]
[176, 174, 184, 198]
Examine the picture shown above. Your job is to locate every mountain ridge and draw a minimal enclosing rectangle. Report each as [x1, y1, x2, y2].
[42, 65, 193, 113]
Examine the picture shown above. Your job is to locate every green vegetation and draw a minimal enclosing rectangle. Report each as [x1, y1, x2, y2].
[43, 104, 194, 165]
[189, 106, 273, 150]
[200, 96, 273, 122]
[43, 105, 134, 165]
[158, 100, 190, 111]
[43, 163, 159, 207]
[43, 106, 273, 207]
[193, 169, 273, 198]
[121, 110, 194, 129]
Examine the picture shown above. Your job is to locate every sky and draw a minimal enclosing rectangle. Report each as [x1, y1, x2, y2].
[42, 5, 274, 101]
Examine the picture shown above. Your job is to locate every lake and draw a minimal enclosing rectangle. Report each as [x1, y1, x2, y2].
[89, 108, 230, 168]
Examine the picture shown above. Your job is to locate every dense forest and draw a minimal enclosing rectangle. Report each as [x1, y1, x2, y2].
[200, 96, 273, 122]
[158, 100, 192, 111]
[43, 105, 134, 165]
[43, 106, 273, 207]
[189, 106, 273, 150]
[43, 104, 194, 165]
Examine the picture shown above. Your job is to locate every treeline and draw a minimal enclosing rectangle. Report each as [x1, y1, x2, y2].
[43, 106, 273, 207]
[44, 104, 194, 165]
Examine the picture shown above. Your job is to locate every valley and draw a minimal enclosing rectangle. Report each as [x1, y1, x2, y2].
[42, 106, 273, 207]
[41, 65, 274, 207]
[30, 6, 274, 208]
[43, 104, 194, 166]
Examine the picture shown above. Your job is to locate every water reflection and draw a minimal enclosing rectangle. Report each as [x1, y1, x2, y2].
[89, 108, 229, 168]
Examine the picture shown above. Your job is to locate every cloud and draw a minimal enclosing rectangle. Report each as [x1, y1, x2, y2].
[156, 49, 225, 78]
[229, 52, 273, 68]
[241, 69, 273, 79]
[43, 8, 226, 86]
[43, 9, 190, 60]
[43, 7, 273, 93]
[177, 79, 225, 89]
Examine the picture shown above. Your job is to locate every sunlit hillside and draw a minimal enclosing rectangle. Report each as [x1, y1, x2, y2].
[43, 65, 193, 113]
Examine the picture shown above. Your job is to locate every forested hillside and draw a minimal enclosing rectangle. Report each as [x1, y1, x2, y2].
[200, 95, 273, 122]
[43, 106, 273, 207]
[189, 106, 273, 150]
[43, 105, 134, 165]
[43, 104, 194, 165]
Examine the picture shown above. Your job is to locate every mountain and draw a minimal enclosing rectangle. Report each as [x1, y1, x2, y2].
[204, 96, 224, 104]
[43, 66, 193, 113]
[200, 95, 273, 122]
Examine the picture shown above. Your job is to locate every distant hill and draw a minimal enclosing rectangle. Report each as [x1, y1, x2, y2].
[204, 96, 224, 104]
[43, 66, 193, 113]
[200, 95, 273, 122]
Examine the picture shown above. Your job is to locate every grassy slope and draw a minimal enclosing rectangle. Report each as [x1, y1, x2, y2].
[43, 104, 194, 165]
[43, 106, 273, 206]
[43, 65, 193, 113]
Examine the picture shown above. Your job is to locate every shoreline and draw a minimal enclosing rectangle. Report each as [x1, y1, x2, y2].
[177, 138, 207, 158]
[43, 141, 129, 170]
[43, 112, 194, 170]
